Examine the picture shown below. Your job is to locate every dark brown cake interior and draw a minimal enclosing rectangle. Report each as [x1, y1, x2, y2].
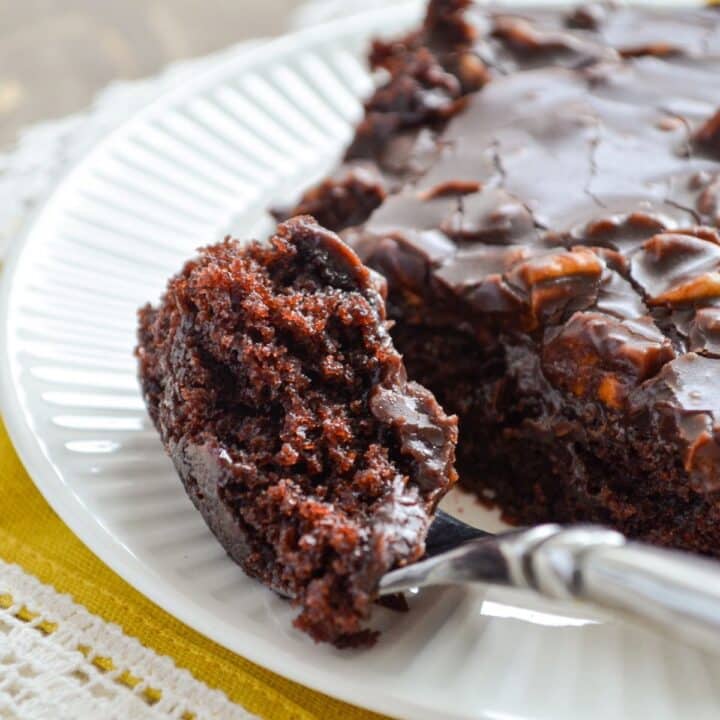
[281, 1, 720, 556]
[137, 216, 457, 645]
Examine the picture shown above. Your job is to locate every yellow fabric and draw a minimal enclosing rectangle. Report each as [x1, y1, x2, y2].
[0, 419, 387, 720]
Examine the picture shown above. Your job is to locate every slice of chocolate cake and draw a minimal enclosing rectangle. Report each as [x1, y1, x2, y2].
[345, 58, 720, 555]
[136, 216, 458, 646]
[279, 1, 720, 556]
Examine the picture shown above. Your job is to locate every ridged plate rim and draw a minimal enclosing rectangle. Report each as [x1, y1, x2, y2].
[2, 3, 719, 719]
[0, 5, 451, 718]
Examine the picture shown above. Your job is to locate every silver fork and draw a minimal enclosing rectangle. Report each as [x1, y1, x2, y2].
[379, 511, 720, 655]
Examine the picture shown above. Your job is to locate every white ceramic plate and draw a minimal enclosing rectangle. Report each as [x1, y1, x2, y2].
[3, 3, 720, 718]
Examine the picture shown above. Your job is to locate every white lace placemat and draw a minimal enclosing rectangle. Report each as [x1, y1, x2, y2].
[0, 560, 255, 720]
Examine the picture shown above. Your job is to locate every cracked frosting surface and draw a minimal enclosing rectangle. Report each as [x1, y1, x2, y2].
[284, 1, 720, 555]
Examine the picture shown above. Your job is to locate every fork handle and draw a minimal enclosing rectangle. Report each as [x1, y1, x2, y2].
[513, 526, 720, 654]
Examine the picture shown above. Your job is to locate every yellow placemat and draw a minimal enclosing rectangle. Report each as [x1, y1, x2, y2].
[0, 418, 388, 720]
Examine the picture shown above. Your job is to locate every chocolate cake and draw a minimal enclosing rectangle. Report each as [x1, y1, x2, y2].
[136, 216, 458, 645]
[282, 1, 720, 556]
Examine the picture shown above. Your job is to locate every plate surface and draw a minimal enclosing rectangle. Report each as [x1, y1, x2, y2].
[3, 3, 720, 719]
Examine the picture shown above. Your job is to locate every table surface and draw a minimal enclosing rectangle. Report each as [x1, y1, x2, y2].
[0, 0, 304, 149]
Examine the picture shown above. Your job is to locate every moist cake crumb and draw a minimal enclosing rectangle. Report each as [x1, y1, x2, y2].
[136, 216, 458, 646]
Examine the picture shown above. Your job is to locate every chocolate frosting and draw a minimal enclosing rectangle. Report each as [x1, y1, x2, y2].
[285, 1, 720, 515]
[333, 4, 720, 492]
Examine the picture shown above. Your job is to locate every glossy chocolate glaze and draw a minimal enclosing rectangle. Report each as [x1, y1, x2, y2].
[284, 1, 720, 552]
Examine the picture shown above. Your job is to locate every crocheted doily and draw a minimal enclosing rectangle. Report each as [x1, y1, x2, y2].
[0, 560, 256, 720]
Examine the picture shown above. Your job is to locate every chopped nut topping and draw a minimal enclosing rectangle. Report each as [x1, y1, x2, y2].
[649, 272, 720, 306]
[513, 247, 603, 287]
[418, 179, 482, 200]
[695, 108, 720, 156]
